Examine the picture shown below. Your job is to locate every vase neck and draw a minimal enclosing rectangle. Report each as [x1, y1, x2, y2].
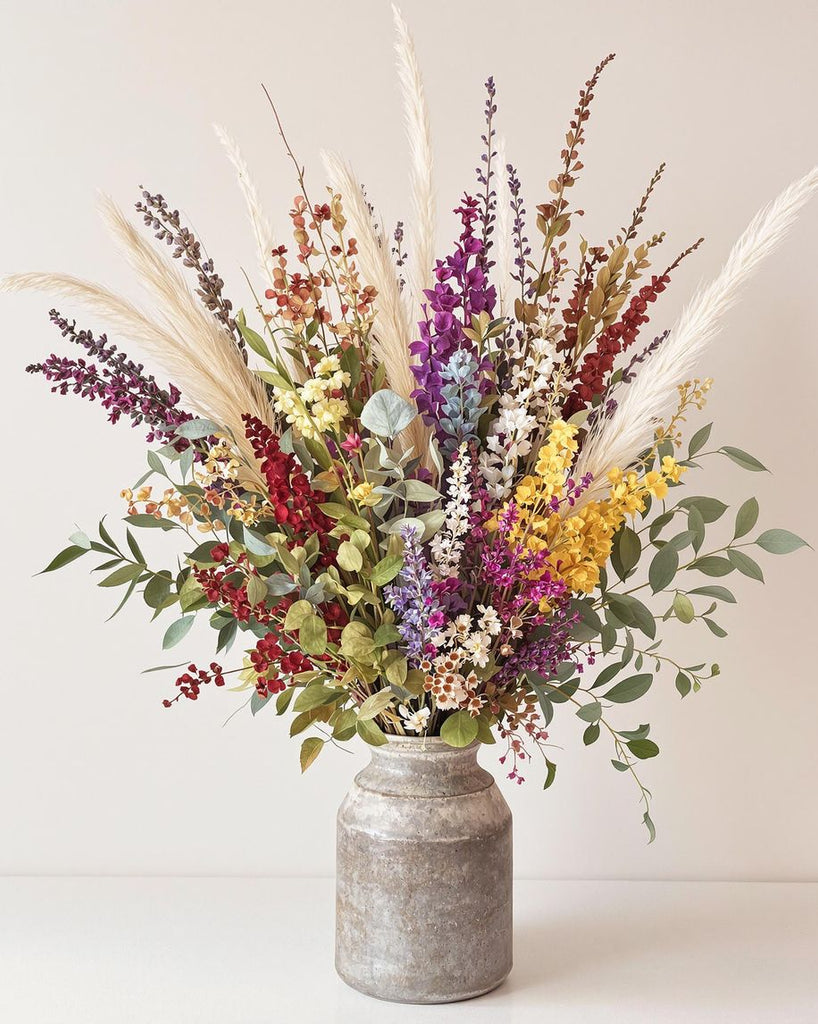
[358, 737, 493, 798]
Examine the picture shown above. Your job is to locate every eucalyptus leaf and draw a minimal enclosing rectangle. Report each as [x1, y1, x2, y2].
[162, 616, 194, 650]
[360, 389, 417, 438]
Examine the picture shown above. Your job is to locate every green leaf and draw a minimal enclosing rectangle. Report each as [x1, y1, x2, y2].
[99, 563, 145, 588]
[38, 545, 89, 574]
[144, 573, 172, 609]
[284, 600, 314, 631]
[687, 422, 712, 457]
[627, 738, 660, 759]
[543, 757, 557, 790]
[162, 616, 194, 650]
[677, 496, 728, 524]
[720, 446, 768, 472]
[174, 418, 220, 440]
[360, 389, 417, 438]
[300, 613, 327, 656]
[373, 623, 402, 646]
[688, 505, 706, 554]
[673, 592, 695, 624]
[690, 556, 734, 577]
[643, 810, 656, 844]
[590, 661, 623, 690]
[675, 671, 692, 698]
[727, 548, 764, 582]
[604, 673, 653, 703]
[246, 574, 268, 608]
[606, 594, 656, 640]
[340, 622, 376, 662]
[576, 701, 602, 723]
[703, 617, 728, 638]
[106, 577, 140, 621]
[275, 686, 296, 715]
[237, 320, 274, 362]
[299, 737, 324, 773]
[399, 479, 442, 503]
[529, 679, 555, 728]
[358, 689, 394, 721]
[583, 723, 600, 745]
[649, 544, 679, 593]
[293, 684, 342, 712]
[369, 555, 404, 586]
[440, 709, 479, 748]
[125, 514, 177, 531]
[243, 528, 277, 557]
[755, 529, 810, 555]
[688, 585, 736, 604]
[356, 717, 388, 746]
[611, 759, 630, 772]
[337, 541, 364, 572]
[250, 691, 272, 716]
[733, 497, 759, 540]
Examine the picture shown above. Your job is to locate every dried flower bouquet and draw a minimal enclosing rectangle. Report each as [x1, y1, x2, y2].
[9, 8, 813, 838]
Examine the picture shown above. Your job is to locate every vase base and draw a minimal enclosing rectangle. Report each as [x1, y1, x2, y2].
[336, 964, 512, 1005]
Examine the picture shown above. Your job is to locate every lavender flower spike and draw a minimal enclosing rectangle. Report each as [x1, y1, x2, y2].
[384, 526, 444, 662]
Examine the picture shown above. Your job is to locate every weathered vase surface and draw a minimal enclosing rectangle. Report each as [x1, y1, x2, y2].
[335, 736, 513, 1003]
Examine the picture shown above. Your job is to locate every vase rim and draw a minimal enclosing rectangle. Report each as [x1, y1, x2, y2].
[378, 735, 478, 753]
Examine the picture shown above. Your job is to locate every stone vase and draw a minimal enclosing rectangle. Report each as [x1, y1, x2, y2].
[335, 735, 513, 1003]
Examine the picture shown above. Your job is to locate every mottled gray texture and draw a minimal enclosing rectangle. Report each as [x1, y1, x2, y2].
[335, 736, 513, 1003]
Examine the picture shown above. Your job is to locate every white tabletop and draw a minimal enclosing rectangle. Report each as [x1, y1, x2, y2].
[1, 878, 816, 1023]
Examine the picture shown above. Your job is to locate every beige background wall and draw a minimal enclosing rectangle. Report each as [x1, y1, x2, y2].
[1, 0, 816, 879]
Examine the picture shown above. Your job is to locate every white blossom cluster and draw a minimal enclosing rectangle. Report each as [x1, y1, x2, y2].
[479, 329, 563, 499]
[431, 442, 472, 577]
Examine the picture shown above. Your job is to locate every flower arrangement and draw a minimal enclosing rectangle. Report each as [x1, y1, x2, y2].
[9, 10, 814, 839]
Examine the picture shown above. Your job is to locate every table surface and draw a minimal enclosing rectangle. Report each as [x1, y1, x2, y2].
[1, 878, 816, 1023]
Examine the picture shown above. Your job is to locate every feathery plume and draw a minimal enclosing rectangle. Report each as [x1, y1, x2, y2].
[3, 199, 278, 472]
[574, 166, 818, 506]
[392, 4, 436, 314]
[213, 123, 278, 283]
[321, 150, 430, 462]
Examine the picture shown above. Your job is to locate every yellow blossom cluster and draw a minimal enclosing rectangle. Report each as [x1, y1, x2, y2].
[272, 354, 350, 441]
[496, 419, 686, 596]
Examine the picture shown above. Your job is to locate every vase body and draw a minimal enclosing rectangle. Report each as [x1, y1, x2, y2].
[335, 736, 513, 1003]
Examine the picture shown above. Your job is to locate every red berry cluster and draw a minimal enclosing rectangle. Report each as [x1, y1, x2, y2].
[243, 414, 333, 555]
[250, 635, 314, 698]
[163, 662, 225, 706]
[563, 272, 669, 417]
[194, 563, 286, 624]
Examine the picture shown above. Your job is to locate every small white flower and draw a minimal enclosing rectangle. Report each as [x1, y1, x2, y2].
[463, 631, 492, 668]
[399, 705, 431, 734]
[477, 604, 502, 636]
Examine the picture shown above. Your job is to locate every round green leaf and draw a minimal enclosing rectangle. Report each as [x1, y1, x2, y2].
[440, 710, 479, 748]
[299, 613, 327, 656]
[673, 592, 695, 624]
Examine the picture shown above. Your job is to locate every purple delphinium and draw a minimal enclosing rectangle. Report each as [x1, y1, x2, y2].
[384, 526, 445, 662]
[26, 310, 191, 443]
[410, 196, 496, 449]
